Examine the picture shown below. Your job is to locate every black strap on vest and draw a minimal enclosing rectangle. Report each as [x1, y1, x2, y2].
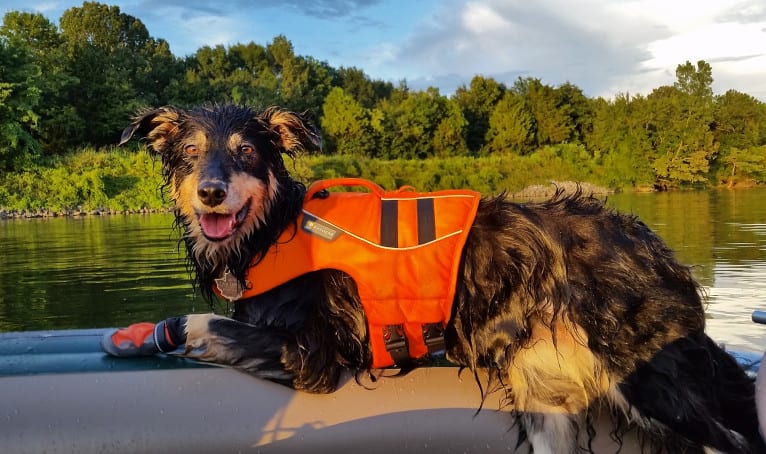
[380, 200, 398, 247]
[416, 198, 436, 244]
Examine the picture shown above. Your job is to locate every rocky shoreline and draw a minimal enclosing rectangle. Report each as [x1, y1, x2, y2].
[510, 181, 615, 199]
[0, 206, 175, 220]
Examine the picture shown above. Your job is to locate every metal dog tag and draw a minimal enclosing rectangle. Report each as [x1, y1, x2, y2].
[215, 270, 245, 302]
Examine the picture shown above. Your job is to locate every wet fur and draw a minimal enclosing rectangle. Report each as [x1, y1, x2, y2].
[121, 104, 764, 453]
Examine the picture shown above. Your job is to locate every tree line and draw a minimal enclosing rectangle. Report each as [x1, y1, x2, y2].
[2, 1, 766, 193]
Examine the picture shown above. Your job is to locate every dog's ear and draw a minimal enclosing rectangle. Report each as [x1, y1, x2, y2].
[261, 107, 322, 156]
[120, 106, 184, 153]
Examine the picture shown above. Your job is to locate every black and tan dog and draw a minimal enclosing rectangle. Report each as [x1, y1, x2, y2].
[113, 104, 764, 453]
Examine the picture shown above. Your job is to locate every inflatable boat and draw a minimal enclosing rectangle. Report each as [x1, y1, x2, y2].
[0, 327, 762, 453]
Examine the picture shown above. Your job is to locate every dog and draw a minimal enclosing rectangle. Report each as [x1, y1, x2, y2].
[117, 104, 764, 453]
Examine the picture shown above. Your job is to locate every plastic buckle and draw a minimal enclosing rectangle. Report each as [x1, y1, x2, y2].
[383, 324, 408, 366]
[422, 323, 445, 355]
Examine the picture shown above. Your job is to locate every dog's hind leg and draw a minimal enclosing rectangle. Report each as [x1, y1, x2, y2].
[504, 320, 610, 454]
[520, 412, 582, 454]
[617, 333, 764, 453]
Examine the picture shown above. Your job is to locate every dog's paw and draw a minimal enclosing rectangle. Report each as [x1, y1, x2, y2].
[182, 313, 235, 361]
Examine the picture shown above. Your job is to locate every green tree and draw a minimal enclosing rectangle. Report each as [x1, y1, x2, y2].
[720, 146, 766, 184]
[182, 44, 233, 101]
[555, 82, 592, 143]
[134, 38, 183, 107]
[484, 92, 534, 155]
[59, 2, 178, 145]
[584, 94, 655, 188]
[712, 90, 766, 184]
[228, 42, 280, 106]
[675, 60, 713, 99]
[453, 75, 506, 154]
[291, 56, 335, 112]
[432, 99, 468, 157]
[171, 36, 333, 112]
[266, 35, 333, 112]
[321, 87, 376, 156]
[0, 39, 41, 170]
[0, 11, 82, 154]
[374, 86, 450, 159]
[513, 77, 573, 147]
[713, 90, 766, 150]
[0, 11, 61, 52]
[336, 66, 393, 108]
[646, 61, 718, 187]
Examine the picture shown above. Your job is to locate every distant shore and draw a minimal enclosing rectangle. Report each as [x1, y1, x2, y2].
[0, 180, 617, 220]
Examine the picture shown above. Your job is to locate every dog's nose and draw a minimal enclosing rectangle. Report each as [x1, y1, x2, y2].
[197, 181, 227, 207]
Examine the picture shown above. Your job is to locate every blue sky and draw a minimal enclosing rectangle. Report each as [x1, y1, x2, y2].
[3, 0, 766, 100]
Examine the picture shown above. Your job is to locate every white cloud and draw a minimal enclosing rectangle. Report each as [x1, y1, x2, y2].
[646, 24, 765, 67]
[629, 2, 766, 98]
[388, 0, 659, 96]
[461, 1, 510, 34]
[374, 0, 766, 99]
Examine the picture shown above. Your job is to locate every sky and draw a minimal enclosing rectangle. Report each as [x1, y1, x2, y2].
[3, 0, 766, 100]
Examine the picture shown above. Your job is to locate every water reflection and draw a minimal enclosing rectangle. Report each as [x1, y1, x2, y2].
[608, 188, 766, 351]
[1, 189, 765, 352]
[0, 214, 207, 332]
[707, 262, 766, 348]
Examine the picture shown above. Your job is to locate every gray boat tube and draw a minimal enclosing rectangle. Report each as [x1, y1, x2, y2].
[0, 328, 761, 453]
[752, 311, 766, 438]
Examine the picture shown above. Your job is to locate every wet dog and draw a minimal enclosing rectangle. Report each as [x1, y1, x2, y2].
[119, 104, 763, 453]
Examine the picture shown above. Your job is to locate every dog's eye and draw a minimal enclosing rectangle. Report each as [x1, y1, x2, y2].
[240, 143, 255, 155]
[185, 144, 200, 156]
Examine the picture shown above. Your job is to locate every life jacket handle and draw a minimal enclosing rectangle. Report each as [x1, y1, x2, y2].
[305, 178, 385, 200]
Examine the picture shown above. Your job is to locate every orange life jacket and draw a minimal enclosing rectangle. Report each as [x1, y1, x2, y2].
[214, 178, 481, 368]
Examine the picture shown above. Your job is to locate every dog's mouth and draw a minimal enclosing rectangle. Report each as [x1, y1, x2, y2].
[198, 199, 251, 241]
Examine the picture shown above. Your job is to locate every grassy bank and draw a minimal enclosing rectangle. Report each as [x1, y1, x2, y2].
[1, 148, 166, 216]
[2, 145, 620, 218]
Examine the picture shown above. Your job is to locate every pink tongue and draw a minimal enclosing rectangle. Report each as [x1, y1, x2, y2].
[200, 213, 236, 239]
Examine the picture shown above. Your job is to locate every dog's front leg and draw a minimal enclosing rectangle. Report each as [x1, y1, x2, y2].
[182, 313, 296, 385]
[103, 313, 340, 392]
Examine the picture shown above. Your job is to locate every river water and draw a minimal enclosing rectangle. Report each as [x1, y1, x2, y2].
[1, 189, 765, 352]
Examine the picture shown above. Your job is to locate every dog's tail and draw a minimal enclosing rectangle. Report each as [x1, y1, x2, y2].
[619, 333, 765, 453]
